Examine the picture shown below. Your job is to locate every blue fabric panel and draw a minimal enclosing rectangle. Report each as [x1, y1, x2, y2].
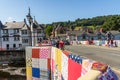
[32, 67, 40, 78]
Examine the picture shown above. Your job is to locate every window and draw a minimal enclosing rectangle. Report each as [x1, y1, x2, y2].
[14, 36, 20, 41]
[3, 37, 9, 41]
[37, 29, 41, 33]
[14, 29, 19, 33]
[82, 34, 86, 39]
[3, 29, 8, 34]
[22, 39, 28, 43]
[19, 44, 22, 47]
[37, 38, 42, 43]
[22, 30, 27, 34]
[13, 44, 16, 48]
[6, 44, 9, 50]
[98, 33, 101, 39]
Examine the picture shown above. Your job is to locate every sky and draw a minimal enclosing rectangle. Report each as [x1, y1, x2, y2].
[0, 0, 120, 24]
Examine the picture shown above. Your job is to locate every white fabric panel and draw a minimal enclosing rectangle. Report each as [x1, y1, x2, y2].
[26, 47, 32, 58]
[32, 58, 39, 68]
[61, 52, 68, 80]
[39, 59, 47, 70]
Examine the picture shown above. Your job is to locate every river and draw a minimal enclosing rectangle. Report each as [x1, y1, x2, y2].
[0, 66, 26, 80]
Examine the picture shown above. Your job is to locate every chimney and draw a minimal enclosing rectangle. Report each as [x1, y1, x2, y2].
[13, 21, 16, 23]
[24, 18, 26, 23]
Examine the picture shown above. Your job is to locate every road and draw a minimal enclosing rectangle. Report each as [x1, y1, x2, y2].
[65, 45, 120, 78]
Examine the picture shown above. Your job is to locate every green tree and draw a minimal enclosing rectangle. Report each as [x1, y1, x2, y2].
[45, 25, 53, 37]
[103, 16, 120, 31]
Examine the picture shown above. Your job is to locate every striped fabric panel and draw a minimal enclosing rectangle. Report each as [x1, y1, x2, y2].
[81, 67, 87, 76]
[82, 59, 93, 70]
[32, 77, 40, 80]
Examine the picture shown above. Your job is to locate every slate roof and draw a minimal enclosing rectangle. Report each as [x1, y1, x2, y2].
[0, 21, 3, 29]
[108, 31, 120, 35]
[4, 21, 25, 29]
[33, 20, 43, 29]
[66, 31, 84, 36]
[21, 24, 30, 30]
[86, 33, 97, 37]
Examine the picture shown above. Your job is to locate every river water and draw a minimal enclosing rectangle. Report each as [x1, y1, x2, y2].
[0, 67, 26, 80]
[0, 71, 26, 80]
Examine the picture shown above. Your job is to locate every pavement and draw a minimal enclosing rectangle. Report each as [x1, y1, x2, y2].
[77, 44, 120, 78]
[79, 44, 120, 51]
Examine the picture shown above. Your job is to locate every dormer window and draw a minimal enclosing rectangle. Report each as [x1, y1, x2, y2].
[22, 30, 27, 34]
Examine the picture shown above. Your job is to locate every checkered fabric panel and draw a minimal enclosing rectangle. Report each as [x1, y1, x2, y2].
[26, 57, 32, 67]
[39, 47, 51, 59]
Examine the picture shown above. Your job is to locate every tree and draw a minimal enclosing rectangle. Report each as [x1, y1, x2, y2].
[45, 25, 53, 37]
[103, 16, 120, 31]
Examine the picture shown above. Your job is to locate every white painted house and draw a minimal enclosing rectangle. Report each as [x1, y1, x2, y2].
[0, 19, 45, 50]
[1, 20, 31, 50]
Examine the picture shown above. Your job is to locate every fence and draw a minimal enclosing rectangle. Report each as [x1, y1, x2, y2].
[26, 46, 118, 80]
[80, 40, 120, 47]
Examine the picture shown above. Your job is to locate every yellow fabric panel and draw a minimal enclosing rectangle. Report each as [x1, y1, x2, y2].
[55, 48, 62, 73]
[26, 76, 32, 80]
[26, 66, 32, 76]
[77, 70, 101, 80]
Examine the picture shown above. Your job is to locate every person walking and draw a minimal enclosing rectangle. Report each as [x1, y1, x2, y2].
[59, 40, 64, 50]
[56, 40, 59, 48]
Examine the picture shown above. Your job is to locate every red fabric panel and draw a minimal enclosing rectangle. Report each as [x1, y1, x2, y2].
[32, 48, 40, 58]
[47, 58, 51, 70]
[68, 59, 82, 80]
[63, 50, 70, 57]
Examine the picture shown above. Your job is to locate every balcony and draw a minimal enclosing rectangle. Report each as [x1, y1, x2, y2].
[9, 33, 20, 36]
[2, 33, 9, 37]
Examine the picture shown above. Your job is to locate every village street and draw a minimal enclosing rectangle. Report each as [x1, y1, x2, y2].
[65, 45, 120, 78]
